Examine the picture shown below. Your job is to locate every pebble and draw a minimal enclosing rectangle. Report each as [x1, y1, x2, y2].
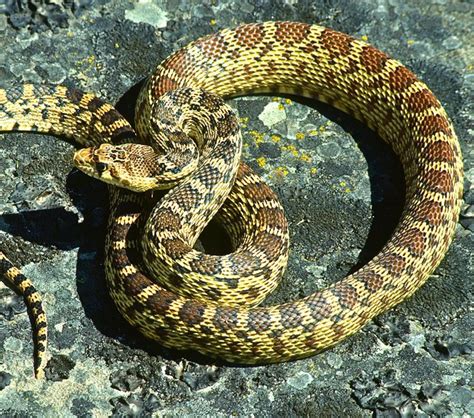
[9, 12, 30, 29]
[0, 372, 12, 390]
[461, 218, 474, 232]
[462, 204, 474, 218]
[42, 63, 67, 84]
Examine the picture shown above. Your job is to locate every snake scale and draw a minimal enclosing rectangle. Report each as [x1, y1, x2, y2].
[0, 22, 463, 378]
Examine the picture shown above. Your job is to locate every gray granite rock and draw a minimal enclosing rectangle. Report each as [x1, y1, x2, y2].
[0, 0, 472, 416]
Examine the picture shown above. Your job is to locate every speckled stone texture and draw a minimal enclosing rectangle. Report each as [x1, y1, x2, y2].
[0, 0, 472, 416]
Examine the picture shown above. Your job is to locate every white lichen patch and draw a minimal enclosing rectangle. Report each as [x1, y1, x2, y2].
[125, 0, 168, 29]
[287, 371, 314, 390]
[258, 102, 287, 128]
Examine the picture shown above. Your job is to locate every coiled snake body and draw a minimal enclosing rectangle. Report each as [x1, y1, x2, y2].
[0, 22, 463, 378]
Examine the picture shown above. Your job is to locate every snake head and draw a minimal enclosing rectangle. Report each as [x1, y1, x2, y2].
[73, 143, 198, 192]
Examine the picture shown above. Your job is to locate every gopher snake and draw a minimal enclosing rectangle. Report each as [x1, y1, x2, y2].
[0, 22, 463, 378]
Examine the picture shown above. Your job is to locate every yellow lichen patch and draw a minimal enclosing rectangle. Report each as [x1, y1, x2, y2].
[282, 144, 299, 157]
[309, 129, 318, 136]
[272, 97, 280, 102]
[361, 35, 368, 42]
[285, 98, 292, 105]
[278, 103, 285, 111]
[310, 167, 318, 175]
[407, 39, 415, 46]
[271, 134, 281, 143]
[239, 117, 249, 129]
[295, 132, 305, 140]
[256, 156, 267, 168]
[248, 130, 265, 144]
[339, 180, 352, 193]
[274, 166, 289, 177]
[300, 153, 311, 163]
[210, 19, 216, 26]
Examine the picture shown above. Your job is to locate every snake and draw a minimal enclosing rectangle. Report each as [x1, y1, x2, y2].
[0, 22, 463, 379]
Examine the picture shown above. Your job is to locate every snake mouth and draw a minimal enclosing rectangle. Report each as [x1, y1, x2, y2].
[73, 147, 111, 181]
[73, 147, 94, 168]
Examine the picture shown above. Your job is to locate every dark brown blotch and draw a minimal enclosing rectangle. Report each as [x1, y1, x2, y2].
[304, 337, 323, 351]
[178, 300, 205, 325]
[110, 221, 132, 243]
[332, 283, 358, 309]
[66, 87, 84, 104]
[216, 110, 239, 137]
[306, 294, 332, 321]
[188, 255, 221, 275]
[412, 200, 443, 226]
[247, 310, 272, 333]
[145, 290, 179, 316]
[110, 247, 132, 271]
[420, 168, 453, 193]
[274, 22, 311, 45]
[272, 338, 286, 355]
[388, 66, 417, 91]
[101, 109, 124, 126]
[213, 307, 238, 331]
[123, 271, 152, 297]
[235, 23, 265, 49]
[419, 115, 452, 138]
[167, 272, 184, 289]
[87, 96, 105, 112]
[253, 231, 282, 259]
[239, 284, 263, 301]
[320, 28, 353, 59]
[173, 185, 203, 211]
[380, 253, 406, 277]
[332, 323, 347, 340]
[423, 141, 455, 163]
[162, 238, 190, 258]
[279, 305, 303, 329]
[195, 33, 228, 60]
[360, 45, 388, 73]
[407, 89, 440, 113]
[356, 269, 385, 293]
[397, 228, 426, 257]
[154, 208, 182, 232]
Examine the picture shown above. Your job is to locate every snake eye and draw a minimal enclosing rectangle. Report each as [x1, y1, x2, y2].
[96, 162, 108, 174]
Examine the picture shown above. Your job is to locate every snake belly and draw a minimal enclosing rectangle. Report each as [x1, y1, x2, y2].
[0, 22, 464, 376]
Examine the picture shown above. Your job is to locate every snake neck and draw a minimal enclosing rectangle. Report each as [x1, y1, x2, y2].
[141, 88, 242, 271]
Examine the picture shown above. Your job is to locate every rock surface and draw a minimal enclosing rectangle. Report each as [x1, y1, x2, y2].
[0, 0, 472, 416]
